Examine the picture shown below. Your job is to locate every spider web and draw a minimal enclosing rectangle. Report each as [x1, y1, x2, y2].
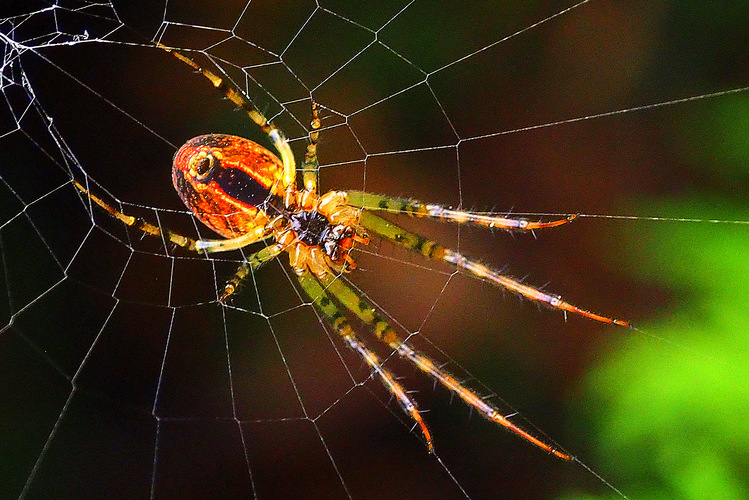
[2, 1, 748, 499]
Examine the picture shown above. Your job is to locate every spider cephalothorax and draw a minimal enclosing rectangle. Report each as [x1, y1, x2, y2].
[77, 42, 630, 460]
[286, 209, 365, 268]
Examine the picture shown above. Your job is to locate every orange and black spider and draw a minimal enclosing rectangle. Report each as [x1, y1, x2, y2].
[75, 42, 630, 460]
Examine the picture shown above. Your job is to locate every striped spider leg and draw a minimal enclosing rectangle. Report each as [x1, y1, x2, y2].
[348, 200, 631, 328]
[297, 273, 434, 453]
[306, 271, 573, 459]
[75, 40, 630, 459]
[73, 179, 284, 283]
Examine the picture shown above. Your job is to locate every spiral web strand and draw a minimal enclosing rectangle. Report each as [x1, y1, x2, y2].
[1, 1, 747, 499]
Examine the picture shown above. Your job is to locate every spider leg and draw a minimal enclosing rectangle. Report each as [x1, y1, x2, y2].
[75, 181, 200, 251]
[75, 181, 269, 254]
[358, 211, 631, 327]
[192, 227, 270, 253]
[296, 272, 434, 453]
[155, 42, 297, 195]
[220, 244, 284, 302]
[347, 191, 576, 231]
[316, 273, 572, 459]
[301, 101, 321, 194]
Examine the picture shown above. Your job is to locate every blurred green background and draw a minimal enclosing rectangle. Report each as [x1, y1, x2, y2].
[570, 98, 749, 498]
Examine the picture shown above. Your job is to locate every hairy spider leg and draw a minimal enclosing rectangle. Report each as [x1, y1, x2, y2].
[297, 273, 434, 452]
[75, 180, 279, 303]
[155, 42, 298, 196]
[301, 101, 321, 194]
[75, 181, 201, 251]
[346, 191, 577, 231]
[316, 273, 572, 459]
[75, 181, 271, 254]
[358, 211, 631, 327]
[220, 244, 285, 302]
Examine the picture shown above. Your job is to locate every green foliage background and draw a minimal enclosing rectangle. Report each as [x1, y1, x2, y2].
[569, 93, 749, 499]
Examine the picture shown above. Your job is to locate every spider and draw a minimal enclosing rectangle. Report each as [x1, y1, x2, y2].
[75, 42, 630, 461]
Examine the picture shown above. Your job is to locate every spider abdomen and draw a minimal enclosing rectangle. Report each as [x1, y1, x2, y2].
[172, 134, 285, 238]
